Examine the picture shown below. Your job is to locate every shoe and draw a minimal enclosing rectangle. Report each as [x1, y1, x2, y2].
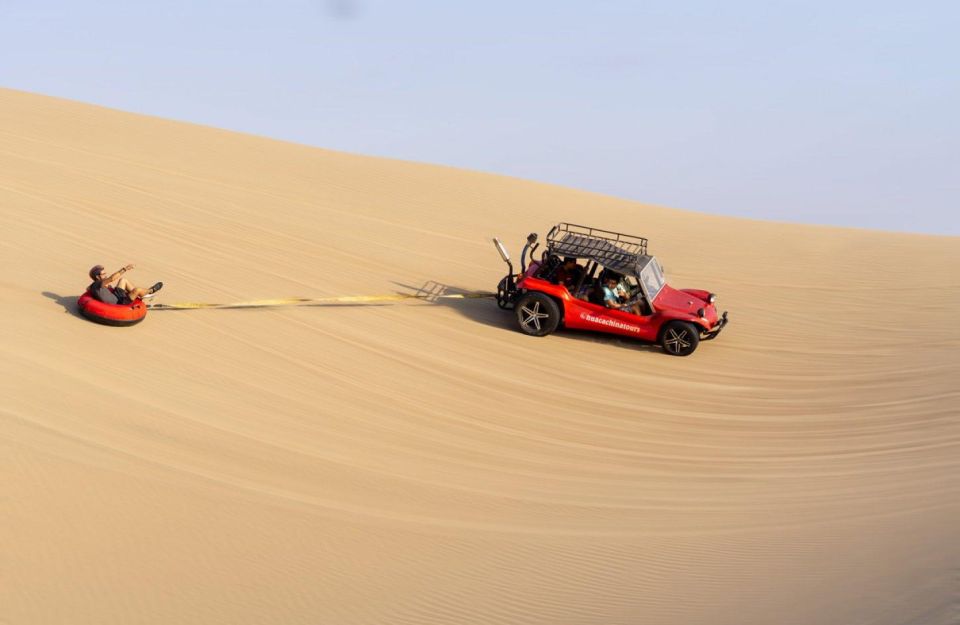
[147, 282, 163, 295]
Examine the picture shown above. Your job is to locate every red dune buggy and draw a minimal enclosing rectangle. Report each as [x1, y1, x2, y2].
[493, 223, 728, 356]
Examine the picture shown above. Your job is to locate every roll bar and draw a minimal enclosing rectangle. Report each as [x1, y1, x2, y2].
[519, 233, 538, 273]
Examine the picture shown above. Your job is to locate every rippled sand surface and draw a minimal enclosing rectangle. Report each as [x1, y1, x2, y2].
[2, 89, 958, 624]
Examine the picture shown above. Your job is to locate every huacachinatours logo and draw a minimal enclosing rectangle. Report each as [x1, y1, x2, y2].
[579, 312, 641, 333]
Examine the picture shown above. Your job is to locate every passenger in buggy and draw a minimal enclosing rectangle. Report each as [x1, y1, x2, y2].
[88, 264, 163, 304]
[553, 257, 584, 290]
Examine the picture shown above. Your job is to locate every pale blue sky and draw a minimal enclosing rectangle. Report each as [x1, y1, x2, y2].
[2, 1, 957, 234]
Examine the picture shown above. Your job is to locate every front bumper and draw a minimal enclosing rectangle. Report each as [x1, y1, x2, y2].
[700, 310, 729, 340]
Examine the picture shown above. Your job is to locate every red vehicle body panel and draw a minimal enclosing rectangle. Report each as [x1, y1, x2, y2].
[517, 261, 719, 342]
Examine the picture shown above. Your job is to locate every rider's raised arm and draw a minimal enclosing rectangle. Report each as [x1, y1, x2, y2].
[105, 265, 133, 284]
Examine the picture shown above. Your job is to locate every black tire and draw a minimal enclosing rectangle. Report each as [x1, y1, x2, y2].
[496, 276, 513, 309]
[515, 292, 561, 336]
[660, 321, 700, 356]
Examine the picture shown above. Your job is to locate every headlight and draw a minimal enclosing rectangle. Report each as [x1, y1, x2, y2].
[708, 293, 717, 304]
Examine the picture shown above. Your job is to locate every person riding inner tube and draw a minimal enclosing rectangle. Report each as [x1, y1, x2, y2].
[78, 264, 163, 326]
[87, 264, 162, 304]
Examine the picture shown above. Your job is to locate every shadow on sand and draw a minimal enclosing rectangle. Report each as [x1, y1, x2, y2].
[41, 291, 84, 320]
[392, 280, 662, 354]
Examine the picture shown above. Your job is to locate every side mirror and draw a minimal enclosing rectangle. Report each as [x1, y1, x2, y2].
[493, 238, 511, 263]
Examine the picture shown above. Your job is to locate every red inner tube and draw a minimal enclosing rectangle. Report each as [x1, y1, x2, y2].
[78, 291, 147, 326]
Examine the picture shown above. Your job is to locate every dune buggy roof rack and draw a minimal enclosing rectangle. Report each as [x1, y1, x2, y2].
[545, 223, 649, 276]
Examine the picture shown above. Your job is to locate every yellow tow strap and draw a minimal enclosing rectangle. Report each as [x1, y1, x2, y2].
[147, 292, 495, 311]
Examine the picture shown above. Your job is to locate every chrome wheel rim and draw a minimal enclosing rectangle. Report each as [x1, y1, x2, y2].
[519, 301, 550, 332]
[664, 327, 692, 353]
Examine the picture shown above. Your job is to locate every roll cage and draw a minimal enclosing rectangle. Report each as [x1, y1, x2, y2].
[540, 223, 664, 302]
[546, 223, 648, 270]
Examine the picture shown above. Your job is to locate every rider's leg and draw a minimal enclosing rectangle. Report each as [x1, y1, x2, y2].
[115, 277, 148, 299]
[115, 277, 161, 299]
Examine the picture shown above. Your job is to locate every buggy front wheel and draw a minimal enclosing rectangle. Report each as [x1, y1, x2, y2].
[515, 293, 560, 336]
[660, 321, 700, 356]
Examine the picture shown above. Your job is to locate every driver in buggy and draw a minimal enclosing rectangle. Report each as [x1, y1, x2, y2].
[602, 273, 643, 315]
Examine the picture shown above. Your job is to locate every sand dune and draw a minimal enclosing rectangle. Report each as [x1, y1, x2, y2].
[2, 88, 958, 624]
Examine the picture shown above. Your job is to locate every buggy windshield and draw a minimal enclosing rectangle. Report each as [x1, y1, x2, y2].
[637, 256, 665, 300]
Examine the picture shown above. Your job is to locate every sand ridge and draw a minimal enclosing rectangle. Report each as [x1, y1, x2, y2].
[2, 88, 959, 624]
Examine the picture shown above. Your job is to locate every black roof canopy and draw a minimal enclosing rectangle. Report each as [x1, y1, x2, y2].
[546, 223, 651, 277]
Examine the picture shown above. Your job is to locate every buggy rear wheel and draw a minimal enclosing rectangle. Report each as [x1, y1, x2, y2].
[660, 321, 700, 356]
[515, 293, 560, 336]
